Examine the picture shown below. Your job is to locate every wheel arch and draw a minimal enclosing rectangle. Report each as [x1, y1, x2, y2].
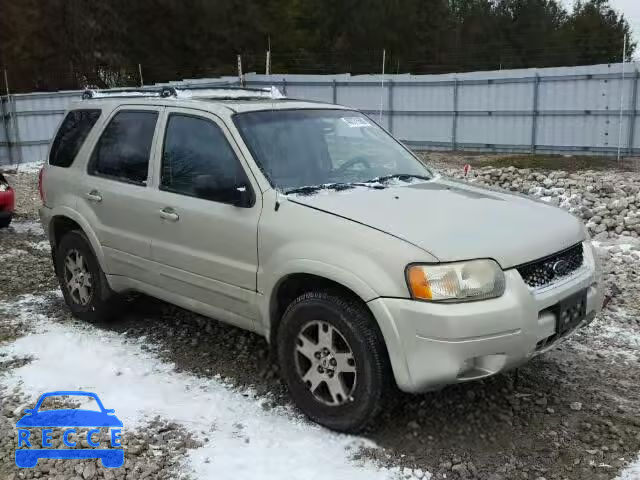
[267, 272, 387, 355]
[47, 209, 108, 274]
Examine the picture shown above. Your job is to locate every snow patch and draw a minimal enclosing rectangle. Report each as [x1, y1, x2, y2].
[596, 312, 640, 350]
[285, 177, 429, 198]
[616, 455, 640, 480]
[9, 220, 45, 236]
[174, 86, 285, 100]
[29, 239, 51, 252]
[87, 86, 285, 100]
[0, 295, 424, 480]
[18, 161, 45, 174]
[1, 161, 43, 174]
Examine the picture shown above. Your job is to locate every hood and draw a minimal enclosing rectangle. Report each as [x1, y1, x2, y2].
[286, 177, 585, 269]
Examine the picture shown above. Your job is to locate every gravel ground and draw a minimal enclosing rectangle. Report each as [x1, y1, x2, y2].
[1, 158, 639, 480]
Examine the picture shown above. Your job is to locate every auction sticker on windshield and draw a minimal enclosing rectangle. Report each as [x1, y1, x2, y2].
[15, 391, 124, 468]
[341, 117, 372, 127]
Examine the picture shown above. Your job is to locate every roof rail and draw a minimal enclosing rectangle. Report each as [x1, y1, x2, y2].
[82, 85, 285, 100]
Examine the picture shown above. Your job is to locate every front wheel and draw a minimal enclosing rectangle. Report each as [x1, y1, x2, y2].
[55, 230, 120, 322]
[277, 290, 392, 432]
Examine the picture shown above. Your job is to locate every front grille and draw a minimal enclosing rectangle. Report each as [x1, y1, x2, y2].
[517, 243, 584, 289]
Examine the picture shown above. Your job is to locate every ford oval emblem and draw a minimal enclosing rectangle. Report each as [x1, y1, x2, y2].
[552, 259, 571, 277]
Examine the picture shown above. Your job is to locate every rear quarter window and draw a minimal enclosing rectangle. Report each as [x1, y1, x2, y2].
[49, 109, 102, 167]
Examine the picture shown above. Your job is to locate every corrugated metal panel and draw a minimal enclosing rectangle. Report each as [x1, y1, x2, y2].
[394, 115, 453, 143]
[3, 62, 640, 168]
[457, 115, 532, 146]
[458, 82, 532, 111]
[338, 83, 388, 111]
[394, 83, 452, 111]
[285, 84, 333, 103]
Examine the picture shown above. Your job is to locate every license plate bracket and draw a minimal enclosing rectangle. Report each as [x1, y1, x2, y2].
[555, 289, 587, 337]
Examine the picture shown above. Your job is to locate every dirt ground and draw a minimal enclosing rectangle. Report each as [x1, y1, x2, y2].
[1, 156, 639, 480]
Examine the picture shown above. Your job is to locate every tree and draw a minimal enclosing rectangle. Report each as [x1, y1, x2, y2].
[0, 0, 636, 92]
[564, 0, 635, 65]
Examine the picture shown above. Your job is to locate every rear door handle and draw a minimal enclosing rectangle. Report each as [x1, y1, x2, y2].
[85, 190, 102, 203]
[159, 208, 179, 222]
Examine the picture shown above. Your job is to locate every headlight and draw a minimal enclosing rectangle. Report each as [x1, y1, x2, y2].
[0, 183, 9, 192]
[406, 260, 505, 302]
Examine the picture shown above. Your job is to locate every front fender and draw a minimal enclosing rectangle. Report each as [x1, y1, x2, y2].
[257, 238, 423, 333]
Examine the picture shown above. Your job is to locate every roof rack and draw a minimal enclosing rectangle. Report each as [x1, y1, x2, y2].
[81, 85, 285, 100]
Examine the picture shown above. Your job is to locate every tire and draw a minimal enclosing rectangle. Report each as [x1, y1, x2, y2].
[277, 290, 392, 432]
[55, 230, 120, 322]
[0, 214, 11, 229]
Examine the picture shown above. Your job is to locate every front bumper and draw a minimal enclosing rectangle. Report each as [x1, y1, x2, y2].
[368, 242, 604, 393]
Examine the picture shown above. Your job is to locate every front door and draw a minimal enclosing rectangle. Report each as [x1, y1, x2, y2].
[148, 109, 262, 329]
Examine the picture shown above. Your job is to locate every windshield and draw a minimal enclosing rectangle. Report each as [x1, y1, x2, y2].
[233, 109, 432, 193]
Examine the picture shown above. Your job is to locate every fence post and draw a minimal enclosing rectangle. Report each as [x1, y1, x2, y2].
[138, 64, 144, 87]
[9, 94, 23, 166]
[531, 73, 540, 152]
[1, 69, 19, 167]
[282, 78, 287, 96]
[0, 96, 12, 166]
[627, 69, 639, 155]
[0, 69, 12, 165]
[451, 78, 459, 151]
[237, 55, 244, 86]
[387, 79, 394, 133]
[332, 79, 337, 104]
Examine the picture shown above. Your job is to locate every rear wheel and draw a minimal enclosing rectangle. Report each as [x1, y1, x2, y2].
[56, 230, 120, 322]
[277, 290, 392, 432]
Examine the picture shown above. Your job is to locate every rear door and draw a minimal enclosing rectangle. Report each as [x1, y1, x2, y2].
[43, 108, 102, 214]
[147, 108, 261, 329]
[80, 106, 161, 281]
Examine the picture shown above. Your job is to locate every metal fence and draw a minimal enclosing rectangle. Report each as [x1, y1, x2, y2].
[2, 62, 639, 166]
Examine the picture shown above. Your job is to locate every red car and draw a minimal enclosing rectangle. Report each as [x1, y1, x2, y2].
[0, 172, 15, 228]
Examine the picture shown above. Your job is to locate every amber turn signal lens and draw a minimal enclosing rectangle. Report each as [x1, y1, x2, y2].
[407, 266, 432, 300]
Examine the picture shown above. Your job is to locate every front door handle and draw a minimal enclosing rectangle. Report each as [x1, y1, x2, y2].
[159, 207, 179, 222]
[85, 190, 102, 203]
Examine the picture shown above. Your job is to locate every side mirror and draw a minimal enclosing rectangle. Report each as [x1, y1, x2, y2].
[23, 409, 34, 415]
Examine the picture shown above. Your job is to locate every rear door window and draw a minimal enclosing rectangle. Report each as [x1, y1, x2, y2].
[49, 109, 101, 167]
[89, 110, 158, 185]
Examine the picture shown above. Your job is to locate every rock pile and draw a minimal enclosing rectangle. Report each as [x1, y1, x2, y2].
[443, 166, 640, 240]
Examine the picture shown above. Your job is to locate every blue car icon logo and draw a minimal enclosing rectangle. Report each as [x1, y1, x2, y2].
[15, 391, 124, 468]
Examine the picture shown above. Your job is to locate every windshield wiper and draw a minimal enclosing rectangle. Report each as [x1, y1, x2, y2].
[365, 173, 432, 184]
[284, 182, 360, 196]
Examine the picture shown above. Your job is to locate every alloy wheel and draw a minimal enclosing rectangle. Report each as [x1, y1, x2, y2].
[294, 320, 357, 406]
[63, 249, 93, 306]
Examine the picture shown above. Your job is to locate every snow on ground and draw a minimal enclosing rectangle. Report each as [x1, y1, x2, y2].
[0, 295, 424, 480]
[616, 456, 640, 480]
[3, 161, 44, 174]
[8, 219, 44, 236]
[28, 239, 50, 251]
